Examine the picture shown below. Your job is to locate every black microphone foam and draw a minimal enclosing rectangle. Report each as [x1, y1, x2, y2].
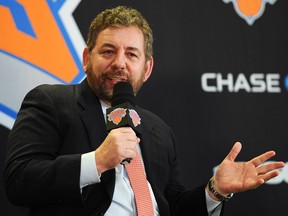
[111, 81, 136, 106]
[106, 82, 141, 135]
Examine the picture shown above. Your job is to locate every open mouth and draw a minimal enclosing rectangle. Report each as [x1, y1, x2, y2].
[106, 76, 129, 84]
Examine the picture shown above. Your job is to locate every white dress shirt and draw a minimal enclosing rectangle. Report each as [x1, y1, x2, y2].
[79, 101, 222, 216]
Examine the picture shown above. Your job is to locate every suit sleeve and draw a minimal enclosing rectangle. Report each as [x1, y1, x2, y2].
[3, 86, 83, 206]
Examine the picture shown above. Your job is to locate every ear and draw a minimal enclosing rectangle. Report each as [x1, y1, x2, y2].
[143, 56, 154, 82]
[82, 47, 89, 72]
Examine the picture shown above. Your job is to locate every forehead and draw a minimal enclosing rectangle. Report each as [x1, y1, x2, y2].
[95, 26, 145, 51]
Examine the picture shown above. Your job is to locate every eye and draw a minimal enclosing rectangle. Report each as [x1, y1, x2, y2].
[100, 49, 115, 58]
[127, 52, 138, 59]
[102, 50, 114, 55]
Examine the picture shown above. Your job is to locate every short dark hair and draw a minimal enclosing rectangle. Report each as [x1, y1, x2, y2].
[86, 6, 153, 60]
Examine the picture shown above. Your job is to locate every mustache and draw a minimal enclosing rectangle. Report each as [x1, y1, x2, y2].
[103, 71, 131, 82]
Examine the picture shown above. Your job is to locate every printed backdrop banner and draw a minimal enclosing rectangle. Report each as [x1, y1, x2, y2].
[1, 0, 287, 215]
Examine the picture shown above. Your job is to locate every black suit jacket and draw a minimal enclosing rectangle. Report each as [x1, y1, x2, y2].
[4, 79, 221, 216]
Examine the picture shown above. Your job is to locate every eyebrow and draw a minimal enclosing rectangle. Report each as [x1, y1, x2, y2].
[101, 43, 142, 55]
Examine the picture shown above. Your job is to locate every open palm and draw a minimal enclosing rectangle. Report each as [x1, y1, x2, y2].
[214, 142, 285, 195]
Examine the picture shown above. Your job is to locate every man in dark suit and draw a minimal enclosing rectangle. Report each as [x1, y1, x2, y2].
[3, 6, 284, 216]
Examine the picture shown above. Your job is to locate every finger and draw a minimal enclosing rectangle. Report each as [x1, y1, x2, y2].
[123, 146, 137, 160]
[120, 128, 139, 142]
[226, 142, 242, 162]
[125, 141, 138, 150]
[250, 151, 276, 167]
[111, 127, 135, 136]
[257, 161, 285, 175]
[259, 169, 281, 183]
[125, 134, 139, 143]
[119, 127, 136, 134]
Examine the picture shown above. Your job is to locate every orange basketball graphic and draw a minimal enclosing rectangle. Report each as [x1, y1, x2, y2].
[237, 0, 262, 16]
[223, 0, 277, 25]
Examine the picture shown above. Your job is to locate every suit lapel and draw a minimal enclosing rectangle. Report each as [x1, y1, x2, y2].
[76, 79, 115, 200]
[77, 79, 107, 150]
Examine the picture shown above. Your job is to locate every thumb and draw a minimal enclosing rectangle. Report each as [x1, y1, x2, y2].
[226, 142, 242, 162]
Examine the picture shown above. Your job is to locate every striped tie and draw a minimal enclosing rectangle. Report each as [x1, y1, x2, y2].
[125, 150, 154, 216]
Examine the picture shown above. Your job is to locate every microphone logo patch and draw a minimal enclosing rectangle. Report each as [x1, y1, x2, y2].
[129, 109, 141, 127]
[107, 108, 127, 125]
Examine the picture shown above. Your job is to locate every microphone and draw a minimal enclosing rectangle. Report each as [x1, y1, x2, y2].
[106, 82, 142, 164]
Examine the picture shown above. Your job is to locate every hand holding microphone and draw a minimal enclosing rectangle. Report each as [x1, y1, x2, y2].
[95, 82, 142, 173]
[106, 81, 142, 164]
[95, 127, 139, 173]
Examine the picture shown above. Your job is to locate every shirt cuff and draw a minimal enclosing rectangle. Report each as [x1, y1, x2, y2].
[205, 189, 222, 215]
[80, 151, 101, 189]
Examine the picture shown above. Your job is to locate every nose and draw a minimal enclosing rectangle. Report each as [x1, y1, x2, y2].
[112, 52, 126, 70]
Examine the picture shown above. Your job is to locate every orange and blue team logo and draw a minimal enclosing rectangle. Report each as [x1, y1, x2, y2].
[107, 108, 127, 125]
[223, 0, 277, 25]
[107, 108, 141, 127]
[129, 109, 141, 127]
[0, 0, 85, 129]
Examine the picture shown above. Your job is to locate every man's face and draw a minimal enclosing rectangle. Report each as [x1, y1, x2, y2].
[83, 26, 153, 104]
